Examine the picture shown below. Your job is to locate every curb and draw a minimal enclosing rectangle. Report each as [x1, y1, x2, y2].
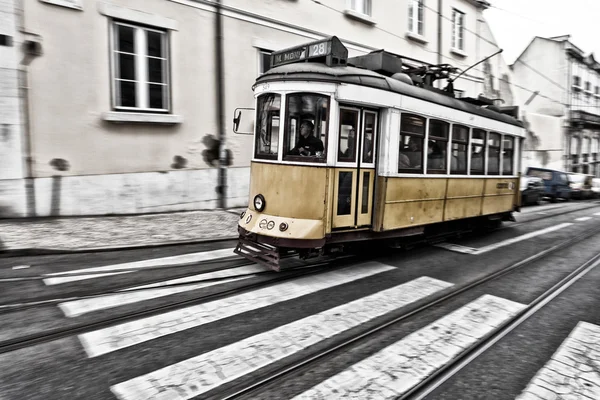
[0, 235, 239, 258]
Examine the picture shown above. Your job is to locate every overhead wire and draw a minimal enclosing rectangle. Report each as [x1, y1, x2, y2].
[307, 0, 597, 111]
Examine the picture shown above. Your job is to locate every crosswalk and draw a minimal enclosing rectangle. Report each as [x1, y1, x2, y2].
[11, 247, 600, 400]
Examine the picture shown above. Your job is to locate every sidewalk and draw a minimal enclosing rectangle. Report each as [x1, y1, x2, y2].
[0, 208, 246, 254]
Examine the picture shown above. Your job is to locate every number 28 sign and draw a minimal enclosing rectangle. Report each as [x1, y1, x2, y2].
[308, 41, 330, 57]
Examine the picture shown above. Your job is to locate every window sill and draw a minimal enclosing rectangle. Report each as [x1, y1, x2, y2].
[102, 112, 183, 125]
[406, 32, 428, 44]
[450, 47, 468, 58]
[343, 9, 376, 25]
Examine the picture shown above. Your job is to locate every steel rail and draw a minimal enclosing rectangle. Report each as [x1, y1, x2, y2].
[407, 250, 600, 400]
[217, 223, 600, 400]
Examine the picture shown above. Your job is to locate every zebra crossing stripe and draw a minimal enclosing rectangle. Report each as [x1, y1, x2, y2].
[292, 294, 525, 399]
[516, 321, 600, 400]
[79, 262, 396, 358]
[110, 276, 453, 400]
[58, 265, 265, 318]
[43, 248, 237, 285]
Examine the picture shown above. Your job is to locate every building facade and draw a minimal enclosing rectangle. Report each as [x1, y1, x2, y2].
[512, 35, 600, 176]
[1, 0, 512, 218]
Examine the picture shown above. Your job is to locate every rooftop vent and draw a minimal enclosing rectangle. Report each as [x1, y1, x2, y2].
[348, 50, 403, 76]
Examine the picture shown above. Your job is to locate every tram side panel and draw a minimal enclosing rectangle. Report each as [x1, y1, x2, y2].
[444, 178, 485, 221]
[373, 177, 519, 232]
[481, 178, 519, 216]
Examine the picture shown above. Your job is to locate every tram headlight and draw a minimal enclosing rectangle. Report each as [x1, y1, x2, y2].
[253, 194, 266, 212]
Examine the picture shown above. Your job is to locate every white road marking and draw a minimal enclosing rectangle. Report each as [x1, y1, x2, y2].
[434, 243, 478, 254]
[58, 265, 265, 318]
[11, 265, 30, 270]
[42, 248, 237, 285]
[595, 212, 600, 216]
[575, 217, 592, 221]
[516, 321, 600, 400]
[293, 294, 525, 399]
[537, 212, 548, 215]
[79, 262, 396, 358]
[110, 276, 453, 400]
[437, 223, 573, 255]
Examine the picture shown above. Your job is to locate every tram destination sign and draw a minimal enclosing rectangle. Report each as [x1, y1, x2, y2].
[270, 36, 348, 69]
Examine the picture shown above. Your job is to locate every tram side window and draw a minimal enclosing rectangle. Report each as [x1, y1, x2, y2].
[284, 93, 329, 161]
[451, 125, 469, 174]
[470, 129, 486, 175]
[255, 94, 281, 159]
[398, 114, 425, 173]
[503, 136, 514, 175]
[338, 109, 359, 162]
[487, 132, 501, 175]
[427, 120, 449, 174]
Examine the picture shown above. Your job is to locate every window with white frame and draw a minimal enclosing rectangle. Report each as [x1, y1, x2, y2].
[452, 9, 465, 51]
[258, 49, 272, 74]
[408, 0, 424, 36]
[112, 21, 170, 112]
[349, 0, 371, 16]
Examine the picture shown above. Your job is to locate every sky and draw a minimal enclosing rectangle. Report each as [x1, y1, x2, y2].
[484, 0, 600, 65]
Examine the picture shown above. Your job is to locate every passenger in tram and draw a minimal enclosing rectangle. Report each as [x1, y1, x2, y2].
[340, 128, 356, 158]
[399, 137, 423, 169]
[289, 120, 324, 156]
[427, 141, 445, 170]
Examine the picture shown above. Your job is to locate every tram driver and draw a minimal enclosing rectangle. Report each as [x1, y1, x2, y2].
[290, 120, 324, 156]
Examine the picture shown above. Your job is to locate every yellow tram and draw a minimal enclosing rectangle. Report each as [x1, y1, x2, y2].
[234, 37, 525, 270]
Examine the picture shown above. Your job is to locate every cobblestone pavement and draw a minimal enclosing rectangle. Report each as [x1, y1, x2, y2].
[0, 208, 246, 253]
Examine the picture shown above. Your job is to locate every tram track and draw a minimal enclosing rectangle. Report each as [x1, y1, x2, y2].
[0, 255, 357, 355]
[217, 223, 600, 400]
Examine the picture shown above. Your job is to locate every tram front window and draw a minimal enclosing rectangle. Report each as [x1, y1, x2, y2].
[255, 93, 281, 159]
[284, 93, 329, 161]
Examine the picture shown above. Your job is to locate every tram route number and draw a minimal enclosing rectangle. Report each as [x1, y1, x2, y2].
[272, 41, 330, 66]
[496, 182, 516, 190]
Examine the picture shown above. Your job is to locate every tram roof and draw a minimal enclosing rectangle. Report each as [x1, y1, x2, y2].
[255, 63, 524, 129]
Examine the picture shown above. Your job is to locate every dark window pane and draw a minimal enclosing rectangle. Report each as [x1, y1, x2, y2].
[117, 25, 135, 53]
[401, 114, 425, 135]
[399, 133, 423, 172]
[255, 93, 281, 158]
[119, 80, 136, 107]
[361, 171, 370, 214]
[427, 139, 447, 172]
[285, 93, 328, 160]
[471, 129, 486, 174]
[503, 151, 514, 175]
[362, 112, 376, 164]
[451, 143, 467, 174]
[119, 53, 135, 80]
[429, 120, 449, 139]
[149, 84, 164, 109]
[261, 52, 271, 73]
[147, 31, 163, 57]
[338, 109, 359, 162]
[453, 125, 469, 142]
[337, 171, 353, 216]
[148, 58, 163, 83]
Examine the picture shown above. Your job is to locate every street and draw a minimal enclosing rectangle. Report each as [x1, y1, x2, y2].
[1, 200, 600, 400]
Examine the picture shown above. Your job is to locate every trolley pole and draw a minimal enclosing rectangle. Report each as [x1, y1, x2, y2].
[215, 0, 227, 209]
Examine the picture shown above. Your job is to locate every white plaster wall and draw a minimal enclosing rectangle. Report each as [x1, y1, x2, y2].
[28, 167, 249, 217]
[0, 0, 25, 181]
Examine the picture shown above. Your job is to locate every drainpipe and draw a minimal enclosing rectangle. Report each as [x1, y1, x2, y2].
[437, 0, 443, 89]
[215, 0, 227, 209]
[16, 0, 37, 217]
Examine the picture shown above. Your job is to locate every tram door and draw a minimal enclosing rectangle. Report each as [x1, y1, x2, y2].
[332, 107, 378, 229]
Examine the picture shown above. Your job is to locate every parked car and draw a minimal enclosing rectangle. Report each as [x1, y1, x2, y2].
[520, 176, 546, 206]
[525, 167, 572, 202]
[568, 173, 594, 200]
[592, 178, 600, 199]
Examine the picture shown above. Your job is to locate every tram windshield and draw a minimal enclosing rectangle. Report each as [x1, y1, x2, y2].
[284, 93, 329, 161]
